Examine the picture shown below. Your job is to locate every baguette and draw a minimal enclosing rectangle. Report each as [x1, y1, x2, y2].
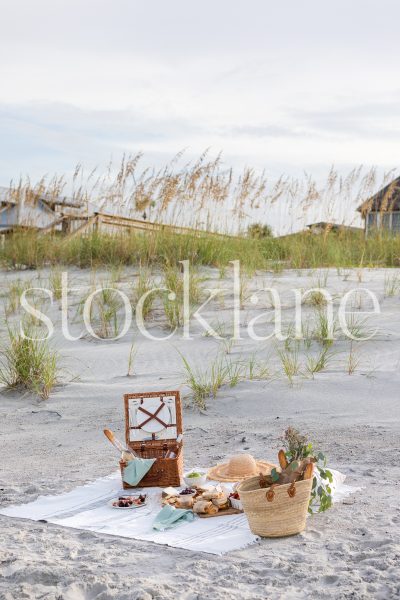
[278, 449, 288, 469]
[279, 458, 315, 484]
[303, 462, 314, 480]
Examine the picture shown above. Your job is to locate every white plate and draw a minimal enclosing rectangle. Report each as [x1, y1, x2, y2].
[108, 498, 148, 509]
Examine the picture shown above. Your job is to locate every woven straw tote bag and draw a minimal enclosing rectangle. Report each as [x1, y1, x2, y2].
[237, 476, 313, 537]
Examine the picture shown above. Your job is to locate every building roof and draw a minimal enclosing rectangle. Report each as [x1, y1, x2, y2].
[306, 222, 362, 232]
[0, 186, 83, 209]
[357, 177, 400, 213]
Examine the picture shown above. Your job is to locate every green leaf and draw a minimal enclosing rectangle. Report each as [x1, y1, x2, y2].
[325, 469, 333, 482]
[271, 468, 279, 482]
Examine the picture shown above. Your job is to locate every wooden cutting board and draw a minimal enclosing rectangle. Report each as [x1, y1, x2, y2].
[198, 508, 243, 518]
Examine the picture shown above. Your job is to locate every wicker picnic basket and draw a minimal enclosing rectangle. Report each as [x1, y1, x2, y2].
[237, 476, 313, 537]
[120, 390, 183, 489]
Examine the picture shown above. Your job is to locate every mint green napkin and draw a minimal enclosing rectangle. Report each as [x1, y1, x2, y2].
[153, 504, 195, 531]
[122, 458, 156, 486]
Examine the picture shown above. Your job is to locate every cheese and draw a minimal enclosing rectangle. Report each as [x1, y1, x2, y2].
[162, 486, 179, 498]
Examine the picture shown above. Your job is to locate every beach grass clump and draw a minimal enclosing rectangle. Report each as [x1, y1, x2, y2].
[341, 313, 372, 341]
[306, 347, 334, 376]
[311, 270, 329, 289]
[303, 289, 327, 307]
[180, 353, 229, 409]
[126, 340, 136, 377]
[301, 320, 314, 349]
[0, 231, 52, 269]
[131, 269, 155, 321]
[21, 298, 47, 328]
[0, 328, 59, 399]
[94, 290, 122, 338]
[48, 268, 63, 301]
[220, 337, 235, 354]
[276, 345, 301, 385]
[8, 280, 28, 310]
[246, 353, 271, 380]
[3, 279, 30, 316]
[346, 341, 360, 375]
[163, 266, 185, 329]
[313, 309, 337, 347]
[87, 283, 124, 339]
[384, 273, 400, 297]
[182, 350, 273, 407]
[225, 359, 246, 388]
[239, 271, 251, 308]
[162, 265, 203, 329]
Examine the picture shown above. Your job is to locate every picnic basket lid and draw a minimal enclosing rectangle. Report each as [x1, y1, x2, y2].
[124, 391, 182, 444]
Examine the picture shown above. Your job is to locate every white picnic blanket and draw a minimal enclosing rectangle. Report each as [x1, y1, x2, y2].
[0, 469, 357, 555]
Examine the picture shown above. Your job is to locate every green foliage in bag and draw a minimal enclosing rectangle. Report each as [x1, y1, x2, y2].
[282, 427, 333, 514]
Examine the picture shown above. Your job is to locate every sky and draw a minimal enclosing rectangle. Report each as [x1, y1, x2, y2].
[0, 0, 399, 231]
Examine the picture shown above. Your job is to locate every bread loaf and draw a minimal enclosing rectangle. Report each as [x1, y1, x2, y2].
[202, 490, 222, 500]
[193, 500, 219, 515]
[212, 496, 230, 510]
[176, 496, 194, 509]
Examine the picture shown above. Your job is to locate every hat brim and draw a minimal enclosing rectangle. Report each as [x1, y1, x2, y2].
[207, 460, 276, 482]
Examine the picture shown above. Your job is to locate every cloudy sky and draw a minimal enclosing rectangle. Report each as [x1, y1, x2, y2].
[0, 0, 399, 227]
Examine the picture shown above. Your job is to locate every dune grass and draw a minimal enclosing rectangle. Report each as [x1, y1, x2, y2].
[48, 268, 63, 301]
[1, 228, 400, 272]
[2, 154, 400, 271]
[306, 347, 334, 376]
[131, 269, 155, 320]
[126, 340, 136, 377]
[3, 279, 31, 316]
[180, 353, 229, 409]
[88, 284, 124, 339]
[384, 273, 400, 296]
[0, 328, 60, 399]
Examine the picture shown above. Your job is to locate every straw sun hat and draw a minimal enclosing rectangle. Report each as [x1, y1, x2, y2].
[207, 453, 275, 483]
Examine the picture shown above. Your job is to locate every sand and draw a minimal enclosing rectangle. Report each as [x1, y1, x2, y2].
[0, 267, 399, 599]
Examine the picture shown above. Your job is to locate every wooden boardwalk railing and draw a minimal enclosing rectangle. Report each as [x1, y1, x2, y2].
[63, 212, 238, 240]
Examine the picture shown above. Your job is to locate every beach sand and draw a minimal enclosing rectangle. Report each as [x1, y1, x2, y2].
[0, 267, 399, 599]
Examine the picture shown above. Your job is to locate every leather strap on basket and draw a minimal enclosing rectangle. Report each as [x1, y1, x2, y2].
[266, 484, 277, 502]
[287, 482, 296, 498]
[266, 482, 297, 502]
[137, 402, 168, 428]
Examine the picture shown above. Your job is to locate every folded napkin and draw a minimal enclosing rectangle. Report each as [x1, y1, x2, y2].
[153, 504, 195, 531]
[122, 458, 156, 486]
